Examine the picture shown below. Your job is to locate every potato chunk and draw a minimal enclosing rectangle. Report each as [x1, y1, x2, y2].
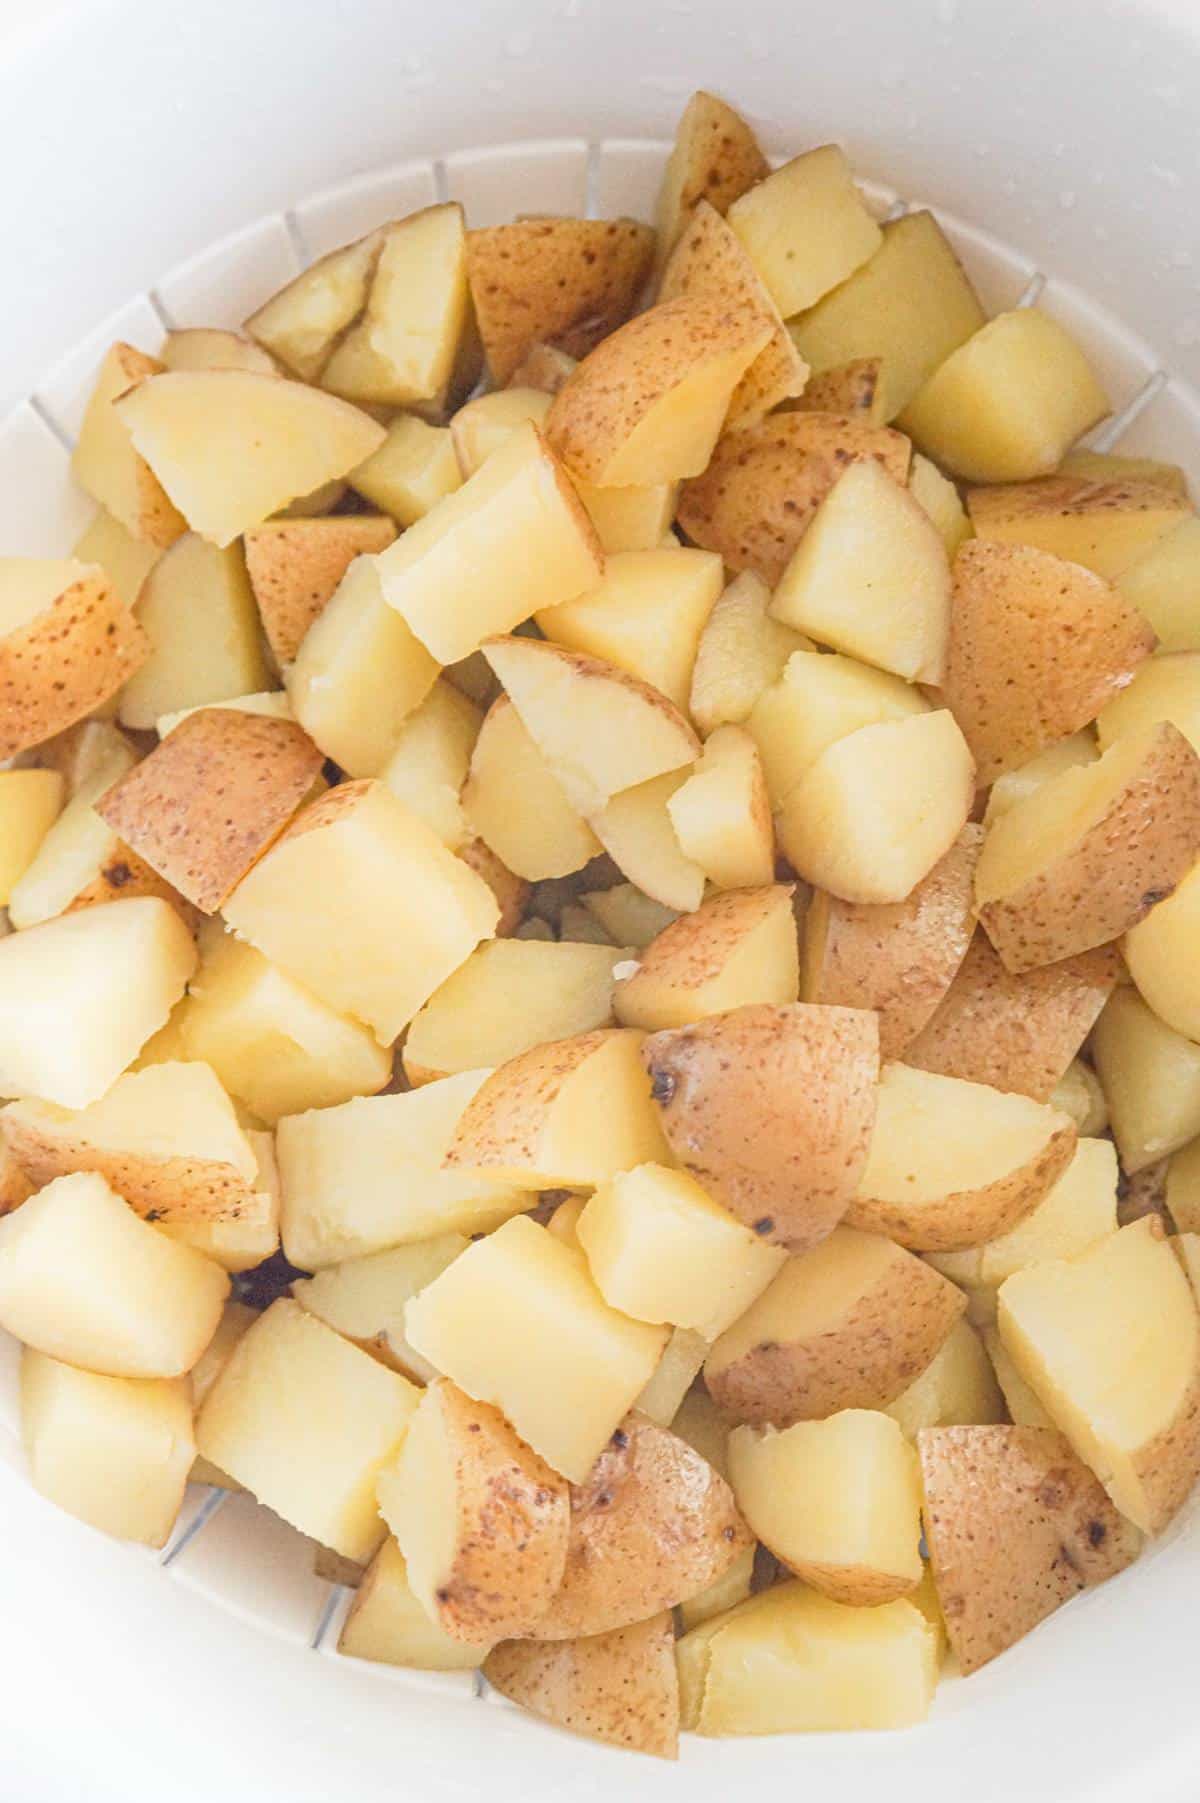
[1090, 986, 1200, 1174]
[748, 648, 928, 809]
[223, 781, 498, 1045]
[614, 885, 799, 1032]
[71, 343, 187, 546]
[486, 1614, 679, 1760]
[688, 571, 812, 737]
[967, 475, 1190, 579]
[1125, 857, 1200, 1041]
[997, 1217, 1200, 1532]
[0, 897, 195, 1107]
[349, 416, 463, 525]
[0, 1171, 227, 1377]
[726, 145, 882, 317]
[0, 559, 148, 756]
[591, 771, 705, 914]
[0, 770, 64, 903]
[654, 89, 768, 274]
[1098, 651, 1200, 762]
[462, 695, 600, 882]
[117, 534, 269, 730]
[242, 515, 397, 666]
[883, 1319, 1005, 1438]
[665, 726, 774, 890]
[339, 1536, 492, 1670]
[729, 1410, 923, 1604]
[246, 231, 383, 380]
[21, 1349, 193, 1547]
[404, 1216, 667, 1482]
[293, 1235, 466, 1384]
[72, 508, 161, 611]
[1117, 516, 1200, 652]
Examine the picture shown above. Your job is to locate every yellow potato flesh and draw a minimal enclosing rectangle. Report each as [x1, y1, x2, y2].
[0, 770, 64, 904]
[350, 416, 463, 526]
[1117, 516, 1200, 652]
[634, 1326, 710, 1427]
[666, 726, 774, 890]
[613, 887, 799, 1032]
[748, 649, 927, 809]
[72, 510, 161, 610]
[1090, 986, 1200, 1173]
[463, 696, 600, 881]
[591, 771, 706, 914]
[882, 1319, 1005, 1438]
[376, 680, 481, 849]
[929, 1138, 1119, 1295]
[339, 1537, 491, 1670]
[689, 570, 813, 738]
[118, 534, 269, 730]
[294, 1235, 468, 1385]
[983, 731, 1098, 828]
[727, 146, 882, 318]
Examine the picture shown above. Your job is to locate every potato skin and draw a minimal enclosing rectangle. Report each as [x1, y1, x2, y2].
[614, 884, 798, 1031]
[918, 1424, 1141, 1674]
[0, 571, 148, 760]
[484, 1610, 679, 1758]
[642, 1002, 879, 1250]
[243, 515, 397, 665]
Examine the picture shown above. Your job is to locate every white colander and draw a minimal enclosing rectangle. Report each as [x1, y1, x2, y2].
[1, 1, 1198, 1798]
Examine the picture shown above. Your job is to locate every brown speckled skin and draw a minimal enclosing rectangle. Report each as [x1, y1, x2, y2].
[444, 1028, 625, 1171]
[0, 571, 149, 759]
[642, 1002, 879, 1249]
[676, 411, 911, 586]
[530, 1413, 751, 1640]
[97, 708, 323, 913]
[457, 837, 529, 937]
[907, 933, 1122, 1100]
[465, 218, 654, 387]
[803, 827, 982, 1060]
[979, 722, 1200, 973]
[65, 834, 201, 931]
[485, 1610, 679, 1759]
[943, 540, 1155, 785]
[790, 358, 884, 421]
[243, 515, 396, 665]
[966, 474, 1191, 573]
[1129, 1359, 1200, 1533]
[660, 92, 769, 255]
[918, 1424, 1141, 1674]
[615, 884, 795, 1030]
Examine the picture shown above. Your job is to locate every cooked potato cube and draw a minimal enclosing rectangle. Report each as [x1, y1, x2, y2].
[899, 309, 1109, 483]
[0, 898, 195, 1107]
[375, 423, 602, 663]
[883, 1319, 1005, 1438]
[635, 1327, 710, 1428]
[974, 722, 1200, 972]
[614, 885, 798, 1032]
[486, 1614, 679, 1759]
[591, 771, 705, 914]
[748, 648, 928, 809]
[1051, 1058, 1109, 1137]
[72, 507, 161, 611]
[117, 533, 269, 730]
[981, 1325, 1054, 1427]
[678, 1583, 938, 1735]
[678, 412, 911, 586]
[71, 343, 187, 546]
[242, 515, 397, 667]
[450, 387, 551, 479]
[654, 89, 768, 274]
[196, 1297, 418, 1560]
[704, 1225, 966, 1426]
[677, 1543, 756, 1631]
[644, 1003, 879, 1249]
[21, 1349, 193, 1547]
[664, 726, 773, 890]
[482, 637, 699, 817]
[349, 415, 463, 525]
[1116, 516, 1200, 651]
[546, 296, 772, 487]
[1091, 986, 1200, 1173]
[790, 356, 886, 423]
[246, 231, 383, 380]
[403, 940, 623, 1086]
[0, 1171, 227, 1376]
[582, 883, 677, 949]
[801, 827, 981, 1060]
[689, 571, 812, 738]
[462, 696, 600, 882]
[771, 460, 951, 684]
[374, 680, 481, 849]
[276, 1071, 532, 1269]
[577, 1163, 786, 1337]
[0, 559, 148, 756]
[983, 732, 1099, 829]
[909, 453, 972, 555]
[918, 1424, 1141, 1673]
[405, 1216, 667, 1482]
[1125, 854, 1200, 1043]
[1098, 652, 1200, 762]
[0, 770, 64, 904]
[727, 145, 882, 317]
[967, 475, 1190, 579]
[789, 211, 986, 421]
[575, 478, 679, 556]
[944, 540, 1154, 784]
[998, 1217, 1200, 1532]
[778, 710, 975, 906]
[293, 1235, 466, 1383]
[223, 781, 498, 1045]
[339, 1536, 492, 1670]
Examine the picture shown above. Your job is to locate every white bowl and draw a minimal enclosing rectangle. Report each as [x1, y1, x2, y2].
[1, 1, 1199, 1797]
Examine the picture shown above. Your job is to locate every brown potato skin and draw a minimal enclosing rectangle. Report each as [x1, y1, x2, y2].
[918, 1424, 1141, 1674]
[614, 884, 797, 1031]
[0, 572, 149, 760]
[676, 412, 911, 586]
[802, 827, 982, 1060]
[529, 1413, 751, 1640]
[788, 358, 884, 421]
[943, 540, 1155, 785]
[485, 1610, 679, 1759]
[658, 90, 769, 259]
[243, 515, 397, 665]
[457, 837, 530, 937]
[642, 1002, 879, 1250]
[906, 934, 1122, 1100]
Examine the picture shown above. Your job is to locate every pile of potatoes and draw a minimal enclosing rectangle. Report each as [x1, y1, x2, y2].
[2, 88, 1200, 1759]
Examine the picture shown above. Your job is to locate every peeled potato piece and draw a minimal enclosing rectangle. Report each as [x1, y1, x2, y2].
[462, 696, 601, 882]
[0, 770, 64, 905]
[614, 884, 799, 1032]
[726, 145, 881, 318]
[71, 343, 187, 547]
[1090, 986, 1200, 1174]
[1125, 858, 1200, 1042]
[590, 771, 705, 914]
[339, 1537, 492, 1671]
[349, 415, 462, 525]
[883, 1318, 1005, 1439]
[246, 230, 383, 381]
[664, 726, 775, 890]
[1116, 516, 1200, 653]
[485, 1613, 679, 1760]
[748, 648, 928, 810]
[688, 570, 813, 738]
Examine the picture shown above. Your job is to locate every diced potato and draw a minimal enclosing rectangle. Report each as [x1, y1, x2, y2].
[677, 1543, 756, 1632]
[705, 1225, 966, 1426]
[71, 343, 187, 546]
[21, 1349, 193, 1547]
[160, 327, 277, 375]
[1116, 516, 1200, 651]
[1060, 448, 1188, 494]
[404, 1215, 668, 1481]
[789, 210, 986, 421]
[967, 475, 1190, 579]
[0, 770, 64, 904]
[726, 145, 882, 317]
[983, 731, 1099, 828]
[462, 695, 600, 882]
[0, 1171, 227, 1376]
[689, 571, 812, 738]
[0, 559, 148, 757]
[1051, 1058, 1109, 1137]
[536, 547, 722, 712]
[246, 231, 383, 380]
[729, 1410, 923, 1603]
[653, 89, 768, 274]
[883, 1320, 1005, 1438]
[349, 415, 462, 525]
[778, 710, 974, 906]
[771, 460, 951, 684]
[665, 726, 774, 890]
[276, 1071, 532, 1268]
[486, 1614, 680, 1759]
[614, 885, 798, 1032]
[998, 1218, 1200, 1532]
[1098, 652, 1200, 762]
[338, 1536, 492, 1670]
[116, 371, 385, 547]
[196, 1297, 419, 1560]
[591, 772, 705, 914]
[72, 508, 160, 611]
[223, 781, 498, 1045]
[575, 479, 680, 556]
[242, 515, 397, 667]
[375, 423, 603, 663]
[402, 940, 623, 1085]
[374, 681, 481, 850]
[482, 636, 699, 817]
[790, 357, 886, 423]
[748, 649, 928, 810]
[0, 898, 195, 1107]
[156, 691, 292, 738]
[899, 309, 1109, 483]
[293, 1235, 466, 1383]
[1091, 985, 1200, 1173]
[635, 1327, 711, 1428]
[909, 453, 972, 555]
[678, 1583, 938, 1734]
[981, 1325, 1054, 1428]
[118, 534, 268, 730]
[583, 883, 678, 950]
[449, 387, 551, 479]
[1126, 864, 1200, 1050]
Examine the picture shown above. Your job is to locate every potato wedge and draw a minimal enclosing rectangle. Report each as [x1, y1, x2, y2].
[1116, 516, 1200, 652]
[72, 508, 161, 612]
[801, 826, 981, 1059]
[883, 1319, 1005, 1438]
[377, 1378, 569, 1640]
[116, 371, 384, 547]
[643, 1003, 879, 1249]
[748, 648, 928, 809]
[246, 230, 383, 380]
[117, 534, 269, 730]
[778, 710, 975, 906]
[983, 732, 1099, 830]
[974, 722, 1200, 972]
[339, 1536, 491, 1670]
[677, 412, 911, 586]
[918, 1424, 1141, 1673]
[71, 343, 187, 547]
[614, 885, 798, 1032]
[545, 295, 772, 487]
[486, 1613, 679, 1759]
[967, 475, 1191, 579]
[997, 1217, 1200, 1532]
[0, 770, 64, 904]
[727, 145, 882, 317]
[1090, 985, 1200, 1174]
[462, 696, 600, 881]
[376, 679, 481, 850]
[349, 415, 462, 525]
[590, 771, 705, 914]
[705, 1225, 967, 1426]
[1125, 857, 1200, 1041]
[1097, 651, 1200, 762]
[944, 540, 1155, 784]
[654, 89, 768, 274]
[242, 515, 397, 667]
[665, 726, 774, 890]
[688, 571, 812, 737]
[0, 559, 148, 757]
